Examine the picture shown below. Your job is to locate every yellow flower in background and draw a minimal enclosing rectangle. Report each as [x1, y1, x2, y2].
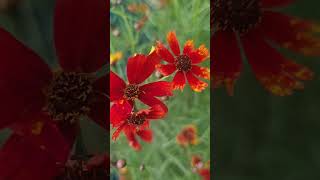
[110, 51, 123, 65]
[176, 124, 199, 147]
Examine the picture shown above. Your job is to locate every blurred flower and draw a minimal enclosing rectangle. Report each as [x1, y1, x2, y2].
[176, 124, 199, 147]
[0, 0, 107, 178]
[134, 16, 148, 32]
[110, 101, 166, 151]
[110, 51, 123, 65]
[212, 0, 317, 96]
[156, 31, 210, 92]
[191, 155, 210, 180]
[127, 3, 149, 14]
[116, 159, 127, 169]
[110, 51, 173, 112]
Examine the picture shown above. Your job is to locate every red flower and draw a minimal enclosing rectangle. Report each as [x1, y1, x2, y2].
[212, 0, 317, 96]
[110, 101, 166, 151]
[176, 124, 199, 147]
[110, 52, 173, 112]
[156, 31, 210, 92]
[0, 0, 107, 179]
[191, 155, 210, 180]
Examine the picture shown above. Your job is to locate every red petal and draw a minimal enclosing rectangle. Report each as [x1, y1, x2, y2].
[140, 81, 173, 97]
[54, 0, 107, 72]
[124, 130, 141, 151]
[259, 11, 320, 56]
[93, 74, 108, 96]
[138, 94, 168, 113]
[146, 105, 166, 119]
[212, 31, 242, 95]
[191, 65, 210, 80]
[188, 44, 209, 64]
[110, 71, 126, 101]
[261, 0, 294, 8]
[110, 102, 132, 127]
[183, 40, 195, 55]
[172, 71, 186, 91]
[242, 32, 313, 96]
[156, 41, 175, 63]
[186, 72, 208, 92]
[157, 64, 177, 76]
[198, 168, 210, 180]
[89, 101, 108, 130]
[137, 129, 153, 143]
[0, 28, 51, 129]
[112, 123, 126, 141]
[127, 53, 158, 84]
[167, 31, 180, 56]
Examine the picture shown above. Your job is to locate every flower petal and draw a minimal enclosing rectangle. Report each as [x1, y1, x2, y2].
[259, 11, 320, 56]
[167, 31, 180, 56]
[110, 71, 126, 101]
[140, 81, 173, 97]
[110, 102, 132, 127]
[156, 64, 177, 76]
[191, 65, 210, 80]
[137, 129, 153, 143]
[261, 0, 294, 8]
[189, 44, 209, 64]
[146, 105, 166, 119]
[242, 32, 313, 96]
[172, 71, 186, 91]
[212, 31, 242, 95]
[54, 0, 107, 72]
[156, 41, 175, 63]
[138, 94, 168, 113]
[124, 130, 141, 151]
[186, 72, 208, 92]
[0, 28, 52, 129]
[89, 101, 108, 130]
[183, 40, 195, 55]
[127, 53, 159, 84]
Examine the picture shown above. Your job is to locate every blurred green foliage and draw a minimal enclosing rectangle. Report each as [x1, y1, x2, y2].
[110, 0, 210, 179]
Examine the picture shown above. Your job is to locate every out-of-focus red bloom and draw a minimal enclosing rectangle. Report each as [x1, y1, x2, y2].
[176, 124, 199, 147]
[156, 31, 210, 92]
[110, 52, 173, 112]
[110, 101, 166, 151]
[191, 155, 210, 180]
[212, 0, 318, 96]
[0, 0, 107, 179]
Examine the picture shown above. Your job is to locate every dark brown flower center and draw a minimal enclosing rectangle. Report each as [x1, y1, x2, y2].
[212, 0, 262, 34]
[44, 71, 93, 124]
[183, 129, 194, 140]
[127, 113, 146, 126]
[175, 55, 191, 72]
[124, 84, 141, 100]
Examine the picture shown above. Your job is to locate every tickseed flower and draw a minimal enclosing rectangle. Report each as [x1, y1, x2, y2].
[156, 31, 210, 92]
[212, 0, 317, 96]
[191, 155, 210, 180]
[0, 0, 107, 178]
[176, 124, 199, 147]
[110, 51, 123, 65]
[110, 51, 173, 112]
[111, 101, 166, 151]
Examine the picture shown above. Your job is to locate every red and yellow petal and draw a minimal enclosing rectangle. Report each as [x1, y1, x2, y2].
[261, 0, 294, 8]
[259, 11, 320, 56]
[127, 54, 158, 84]
[212, 31, 242, 96]
[145, 105, 166, 119]
[183, 40, 195, 56]
[140, 81, 173, 97]
[191, 65, 210, 80]
[242, 33, 313, 96]
[0, 28, 52, 129]
[137, 129, 153, 143]
[188, 44, 209, 64]
[54, 0, 107, 73]
[186, 72, 208, 92]
[172, 71, 186, 91]
[156, 64, 177, 76]
[167, 31, 181, 56]
[156, 41, 175, 63]
[138, 94, 168, 113]
[110, 71, 126, 101]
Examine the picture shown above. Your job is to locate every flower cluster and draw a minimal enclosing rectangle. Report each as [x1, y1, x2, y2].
[110, 31, 210, 150]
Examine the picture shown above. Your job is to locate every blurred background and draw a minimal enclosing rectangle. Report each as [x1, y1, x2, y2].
[214, 0, 320, 179]
[110, 0, 210, 179]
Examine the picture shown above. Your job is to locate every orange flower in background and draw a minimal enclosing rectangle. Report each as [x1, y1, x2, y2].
[191, 155, 210, 180]
[110, 51, 123, 65]
[111, 101, 166, 151]
[212, 0, 317, 96]
[156, 31, 210, 92]
[176, 124, 199, 147]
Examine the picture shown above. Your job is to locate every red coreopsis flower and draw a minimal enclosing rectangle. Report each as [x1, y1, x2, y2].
[176, 124, 199, 147]
[156, 31, 210, 92]
[0, 0, 107, 179]
[110, 52, 173, 112]
[191, 155, 210, 180]
[110, 101, 166, 151]
[212, 0, 317, 96]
